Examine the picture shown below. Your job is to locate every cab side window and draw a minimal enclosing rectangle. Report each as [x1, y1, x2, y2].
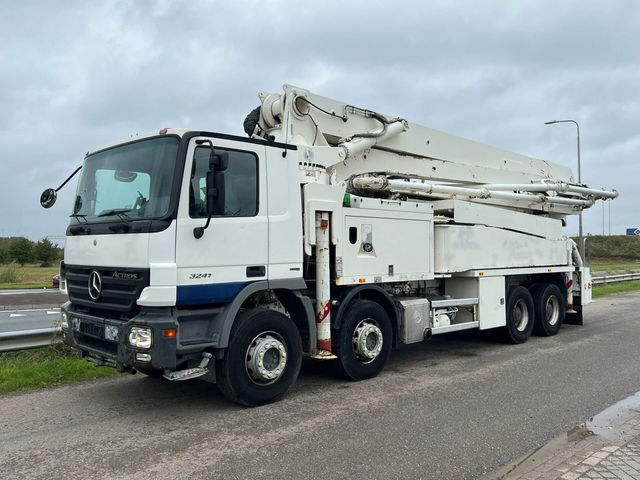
[189, 147, 258, 218]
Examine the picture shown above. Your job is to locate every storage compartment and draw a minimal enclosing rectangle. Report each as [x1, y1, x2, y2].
[396, 297, 431, 344]
[335, 207, 434, 285]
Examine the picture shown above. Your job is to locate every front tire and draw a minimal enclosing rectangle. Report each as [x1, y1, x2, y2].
[216, 309, 302, 407]
[531, 283, 565, 336]
[503, 286, 534, 344]
[333, 300, 393, 381]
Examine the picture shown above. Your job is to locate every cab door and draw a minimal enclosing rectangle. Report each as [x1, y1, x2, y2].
[175, 136, 268, 305]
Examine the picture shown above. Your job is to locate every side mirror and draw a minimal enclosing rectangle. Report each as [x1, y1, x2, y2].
[39, 165, 83, 210]
[40, 188, 57, 208]
[193, 149, 228, 239]
[210, 150, 228, 172]
[206, 170, 226, 216]
[206, 151, 228, 216]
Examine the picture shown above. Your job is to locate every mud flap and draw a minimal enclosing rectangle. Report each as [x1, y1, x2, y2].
[565, 304, 583, 325]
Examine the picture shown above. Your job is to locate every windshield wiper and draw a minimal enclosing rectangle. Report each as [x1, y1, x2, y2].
[97, 208, 133, 218]
[69, 213, 88, 223]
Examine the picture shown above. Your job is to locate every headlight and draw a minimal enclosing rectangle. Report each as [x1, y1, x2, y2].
[128, 327, 152, 349]
[59, 311, 68, 330]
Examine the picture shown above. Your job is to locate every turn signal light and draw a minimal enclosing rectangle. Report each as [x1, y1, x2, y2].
[163, 328, 177, 339]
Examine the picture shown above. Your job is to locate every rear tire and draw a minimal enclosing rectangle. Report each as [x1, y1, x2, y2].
[333, 300, 392, 381]
[503, 286, 534, 344]
[531, 283, 565, 336]
[216, 309, 302, 407]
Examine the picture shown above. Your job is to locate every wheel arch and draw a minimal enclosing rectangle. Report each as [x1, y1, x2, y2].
[218, 279, 315, 353]
[272, 288, 315, 354]
[332, 285, 399, 348]
[506, 272, 567, 300]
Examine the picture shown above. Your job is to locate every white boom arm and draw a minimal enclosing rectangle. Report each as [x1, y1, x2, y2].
[254, 84, 617, 214]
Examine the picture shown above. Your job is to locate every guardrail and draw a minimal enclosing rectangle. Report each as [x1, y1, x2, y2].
[0, 327, 61, 353]
[592, 273, 640, 285]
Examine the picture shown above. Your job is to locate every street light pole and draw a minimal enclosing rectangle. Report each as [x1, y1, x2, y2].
[544, 119, 584, 260]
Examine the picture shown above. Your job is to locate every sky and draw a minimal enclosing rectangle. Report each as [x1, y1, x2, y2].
[1, 0, 638, 243]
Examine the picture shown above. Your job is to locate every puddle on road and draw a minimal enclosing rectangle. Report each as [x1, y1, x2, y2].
[489, 390, 640, 479]
[587, 390, 640, 441]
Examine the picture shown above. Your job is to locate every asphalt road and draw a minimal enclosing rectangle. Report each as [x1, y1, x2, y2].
[1, 292, 639, 480]
[0, 289, 67, 309]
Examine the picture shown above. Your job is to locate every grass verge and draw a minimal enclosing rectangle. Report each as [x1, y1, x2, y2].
[590, 261, 640, 274]
[0, 263, 58, 290]
[0, 342, 119, 395]
[592, 280, 640, 298]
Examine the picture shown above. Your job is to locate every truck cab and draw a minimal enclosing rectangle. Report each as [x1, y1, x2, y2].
[59, 130, 313, 405]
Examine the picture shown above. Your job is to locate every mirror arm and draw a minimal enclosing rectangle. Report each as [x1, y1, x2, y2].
[55, 165, 83, 192]
[193, 215, 212, 239]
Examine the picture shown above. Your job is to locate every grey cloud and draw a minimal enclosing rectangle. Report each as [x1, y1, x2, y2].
[1, 0, 638, 241]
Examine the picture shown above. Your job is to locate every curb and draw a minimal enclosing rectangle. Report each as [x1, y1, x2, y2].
[487, 390, 640, 479]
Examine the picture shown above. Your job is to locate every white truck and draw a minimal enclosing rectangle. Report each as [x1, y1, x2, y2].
[40, 84, 617, 406]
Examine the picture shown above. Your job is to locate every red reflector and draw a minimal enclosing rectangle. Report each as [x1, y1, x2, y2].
[566, 279, 574, 289]
[320, 220, 329, 228]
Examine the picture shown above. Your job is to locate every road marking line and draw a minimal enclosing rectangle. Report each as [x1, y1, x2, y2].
[9, 314, 26, 318]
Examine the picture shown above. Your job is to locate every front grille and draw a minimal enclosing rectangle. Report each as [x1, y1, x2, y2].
[66, 265, 149, 314]
[80, 321, 103, 338]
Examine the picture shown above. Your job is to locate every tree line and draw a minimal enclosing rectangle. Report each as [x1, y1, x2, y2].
[0, 237, 62, 266]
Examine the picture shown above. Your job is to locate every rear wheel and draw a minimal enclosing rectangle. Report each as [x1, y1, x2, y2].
[531, 283, 565, 336]
[216, 309, 302, 407]
[334, 300, 392, 381]
[503, 286, 534, 344]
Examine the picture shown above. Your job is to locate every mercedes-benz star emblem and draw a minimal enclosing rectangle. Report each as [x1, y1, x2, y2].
[88, 270, 102, 301]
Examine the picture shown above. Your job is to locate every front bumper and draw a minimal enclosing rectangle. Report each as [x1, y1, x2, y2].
[61, 302, 178, 371]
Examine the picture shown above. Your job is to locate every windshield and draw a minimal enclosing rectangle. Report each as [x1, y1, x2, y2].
[71, 136, 180, 224]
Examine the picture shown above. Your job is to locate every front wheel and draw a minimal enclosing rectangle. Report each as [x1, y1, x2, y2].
[216, 309, 302, 407]
[333, 300, 393, 381]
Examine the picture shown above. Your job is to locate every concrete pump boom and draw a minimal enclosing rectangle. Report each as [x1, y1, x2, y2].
[252, 84, 617, 215]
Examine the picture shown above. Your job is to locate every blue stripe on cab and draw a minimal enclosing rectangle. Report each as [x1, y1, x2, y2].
[176, 282, 251, 306]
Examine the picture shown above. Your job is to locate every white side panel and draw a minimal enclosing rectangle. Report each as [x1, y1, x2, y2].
[434, 225, 571, 273]
[444, 276, 506, 329]
[478, 277, 506, 329]
[432, 199, 564, 239]
[266, 147, 303, 280]
[148, 220, 177, 286]
[580, 266, 592, 305]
